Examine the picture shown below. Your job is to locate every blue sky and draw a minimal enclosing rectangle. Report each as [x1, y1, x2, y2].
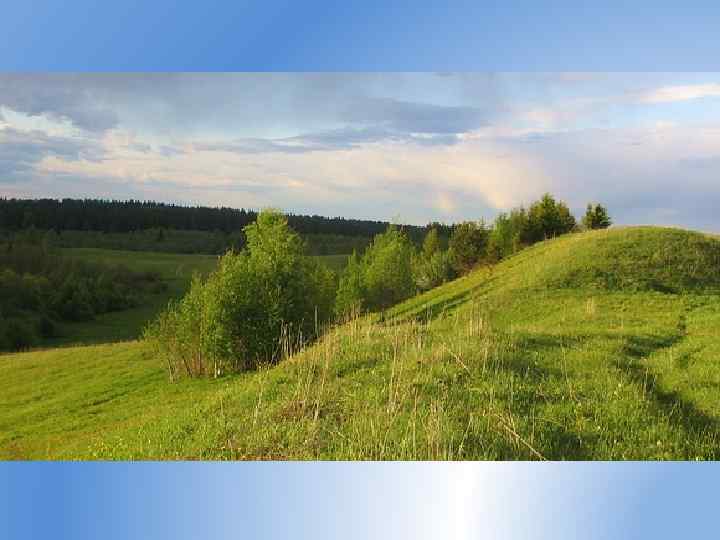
[2, 72, 720, 230]
[3, 1, 720, 71]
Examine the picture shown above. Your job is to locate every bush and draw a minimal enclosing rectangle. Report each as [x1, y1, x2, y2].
[487, 209, 529, 262]
[335, 225, 417, 317]
[413, 228, 454, 291]
[335, 251, 365, 320]
[582, 203, 612, 230]
[526, 193, 577, 242]
[145, 210, 336, 378]
[362, 225, 416, 310]
[448, 221, 489, 274]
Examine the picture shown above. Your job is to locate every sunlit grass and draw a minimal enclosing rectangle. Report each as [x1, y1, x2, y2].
[2, 227, 719, 460]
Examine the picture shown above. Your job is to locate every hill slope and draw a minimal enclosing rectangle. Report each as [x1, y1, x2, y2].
[2, 227, 720, 460]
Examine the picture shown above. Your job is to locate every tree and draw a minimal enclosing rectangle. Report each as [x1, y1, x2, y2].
[413, 227, 454, 291]
[448, 221, 489, 274]
[361, 225, 416, 310]
[582, 203, 612, 230]
[487, 212, 519, 262]
[335, 251, 365, 319]
[422, 227, 442, 258]
[145, 209, 336, 377]
[526, 193, 577, 242]
[335, 225, 417, 316]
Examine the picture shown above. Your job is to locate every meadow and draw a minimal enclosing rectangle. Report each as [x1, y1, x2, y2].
[2, 226, 719, 460]
[37, 249, 347, 348]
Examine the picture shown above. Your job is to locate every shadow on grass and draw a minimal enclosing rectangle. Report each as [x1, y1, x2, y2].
[386, 272, 503, 325]
[464, 331, 599, 460]
[617, 333, 720, 457]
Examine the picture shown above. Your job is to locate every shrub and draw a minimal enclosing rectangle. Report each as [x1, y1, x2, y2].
[413, 228, 454, 291]
[448, 221, 489, 274]
[145, 210, 336, 378]
[414, 250, 454, 291]
[335, 225, 417, 316]
[487, 210, 530, 262]
[335, 251, 366, 320]
[582, 203, 612, 230]
[526, 193, 577, 242]
[359, 225, 416, 310]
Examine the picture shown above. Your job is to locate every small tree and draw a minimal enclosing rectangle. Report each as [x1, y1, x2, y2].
[448, 221, 489, 274]
[362, 225, 416, 310]
[421, 227, 442, 258]
[582, 203, 612, 230]
[335, 251, 365, 320]
[335, 225, 417, 316]
[526, 193, 577, 242]
[145, 209, 336, 378]
[413, 227, 453, 290]
[487, 212, 521, 262]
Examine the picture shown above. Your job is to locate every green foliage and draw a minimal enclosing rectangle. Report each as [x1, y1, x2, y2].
[525, 193, 577, 242]
[335, 252, 366, 319]
[487, 211, 524, 262]
[414, 250, 454, 291]
[145, 210, 337, 378]
[0, 243, 165, 351]
[360, 225, 417, 310]
[42, 227, 369, 256]
[0, 313, 39, 351]
[7, 227, 720, 460]
[421, 227, 442, 258]
[582, 203, 612, 230]
[487, 195, 581, 263]
[413, 227, 455, 291]
[448, 221, 489, 274]
[335, 225, 417, 317]
[1, 197, 425, 253]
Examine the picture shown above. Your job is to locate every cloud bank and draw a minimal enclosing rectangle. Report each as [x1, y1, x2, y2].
[1, 73, 720, 230]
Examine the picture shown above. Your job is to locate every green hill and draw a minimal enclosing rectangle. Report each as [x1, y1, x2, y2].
[2, 227, 720, 460]
[503, 226, 720, 293]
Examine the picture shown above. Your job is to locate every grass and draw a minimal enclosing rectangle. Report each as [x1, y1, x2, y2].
[2, 227, 719, 460]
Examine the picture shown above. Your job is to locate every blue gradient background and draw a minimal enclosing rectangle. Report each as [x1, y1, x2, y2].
[1, 1, 720, 70]
[2, 463, 719, 539]
[3, 2, 720, 538]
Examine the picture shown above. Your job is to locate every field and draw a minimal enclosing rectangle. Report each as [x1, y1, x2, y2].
[2, 227, 720, 460]
[45, 248, 219, 347]
[38, 249, 347, 348]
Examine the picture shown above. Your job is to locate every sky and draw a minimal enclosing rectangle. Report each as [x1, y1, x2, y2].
[2, 72, 720, 230]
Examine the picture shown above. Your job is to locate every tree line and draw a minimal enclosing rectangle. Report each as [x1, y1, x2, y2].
[148, 195, 611, 379]
[0, 198, 449, 241]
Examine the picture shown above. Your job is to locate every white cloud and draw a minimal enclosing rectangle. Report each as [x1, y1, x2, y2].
[3, 73, 720, 231]
[639, 83, 720, 104]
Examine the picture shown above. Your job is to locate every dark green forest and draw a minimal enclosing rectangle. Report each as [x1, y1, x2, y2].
[0, 198, 451, 239]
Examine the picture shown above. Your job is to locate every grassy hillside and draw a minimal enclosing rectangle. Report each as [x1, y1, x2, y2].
[2, 227, 719, 460]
